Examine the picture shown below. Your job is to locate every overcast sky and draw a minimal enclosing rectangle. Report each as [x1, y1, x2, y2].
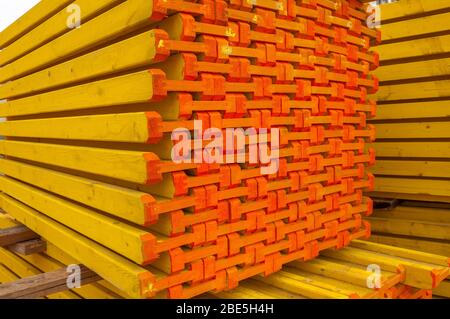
[0, 0, 41, 32]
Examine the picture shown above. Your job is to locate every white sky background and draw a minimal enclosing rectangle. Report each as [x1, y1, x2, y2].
[0, 0, 41, 32]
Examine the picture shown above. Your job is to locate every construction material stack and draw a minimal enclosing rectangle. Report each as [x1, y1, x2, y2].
[0, 0, 379, 298]
[370, 0, 450, 203]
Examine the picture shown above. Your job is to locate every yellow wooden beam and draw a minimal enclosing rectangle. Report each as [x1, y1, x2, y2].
[372, 142, 450, 158]
[44, 242, 132, 299]
[0, 140, 155, 185]
[0, 247, 79, 299]
[0, 29, 160, 100]
[375, 57, 450, 82]
[372, 205, 450, 224]
[253, 270, 350, 299]
[433, 279, 450, 298]
[21, 253, 118, 299]
[371, 160, 450, 178]
[369, 191, 450, 204]
[322, 247, 447, 290]
[0, 193, 154, 298]
[376, 80, 450, 101]
[368, 234, 450, 258]
[0, 0, 123, 67]
[0, 159, 153, 226]
[375, 121, 450, 139]
[0, 112, 153, 143]
[374, 101, 450, 120]
[0, 264, 19, 283]
[0, 0, 155, 83]
[0, 0, 73, 48]
[376, 34, 450, 61]
[381, 12, 450, 42]
[351, 240, 450, 268]
[380, 0, 450, 21]
[367, 217, 450, 241]
[0, 176, 156, 265]
[374, 176, 450, 198]
[0, 70, 155, 117]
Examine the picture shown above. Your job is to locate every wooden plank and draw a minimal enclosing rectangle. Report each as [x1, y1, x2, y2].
[0, 264, 20, 283]
[0, 30, 160, 100]
[381, 12, 450, 42]
[368, 234, 450, 258]
[369, 191, 450, 204]
[0, 176, 156, 266]
[0, 70, 155, 118]
[376, 80, 450, 101]
[0, 0, 123, 67]
[374, 101, 450, 120]
[0, 226, 38, 247]
[0, 140, 153, 185]
[0, 265, 100, 299]
[380, 0, 450, 21]
[372, 142, 450, 158]
[0, 112, 153, 143]
[372, 206, 450, 224]
[371, 160, 450, 178]
[434, 280, 450, 298]
[375, 121, 450, 139]
[374, 177, 450, 198]
[0, 0, 156, 83]
[0, 247, 79, 299]
[376, 34, 450, 61]
[374, 57, 450, 82]
[367, 217, 450, 241]
[0, 0, 73, 48]
[8, 239, 47, 256]
[0, 159, 153, 226]
[0, 193, 155, 298]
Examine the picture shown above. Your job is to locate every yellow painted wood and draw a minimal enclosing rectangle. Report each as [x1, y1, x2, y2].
[376, 80, 450, 101]
[433, 280, 450, 298]
[367, 217, 450, 241]
[253, 271, 349, 299]
[0, 193, 154, 298]
[44, 242, 131, 299]
[0, 30, 159, 99]
[0, 247, 79, 299]
[369, 191, 450, 204]
[0, 0, 73, 48]
[0, 264, 19, 283]
[351, 240, 450, 268]
[381, 12, 450, 41]
[0, 112, 151, 143]
[374, 101, 450, 120]
[374, 177, 450, 198]
[376, 34, 450, 61]
[369, 234, 450, 257]
[381, 0, 450, 21]
[0, 140, 152, 185]
[375, 57, 450, 82]
[289, 258, 375, 288]
[0, 0, 123, 67]
[22, 253, 118, 299]
[322, 247, 443, 289]
[0, 176, 152, 265]
[372, 142, 450, 158]
[0, 159, 151, 226]
[371, 160, 450, 178]
[375, 121, 450, 139]
[0, 0, 155, 83]
[215, 279, 305, 299]
[0, 71, 155, 118]
[372, 205, 450, 224]
[0, 214, 19, 229]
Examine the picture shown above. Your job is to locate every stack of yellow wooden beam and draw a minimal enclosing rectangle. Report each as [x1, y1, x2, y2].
[367, 202, 450, 298]
[0, 0, 380, 299]
[369, 0, 450, 203]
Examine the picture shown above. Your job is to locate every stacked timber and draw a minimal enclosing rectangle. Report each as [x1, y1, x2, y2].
[367, 201, 450, 298]
[370, 0, 450, 203]
[0, 0, 379, 298]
